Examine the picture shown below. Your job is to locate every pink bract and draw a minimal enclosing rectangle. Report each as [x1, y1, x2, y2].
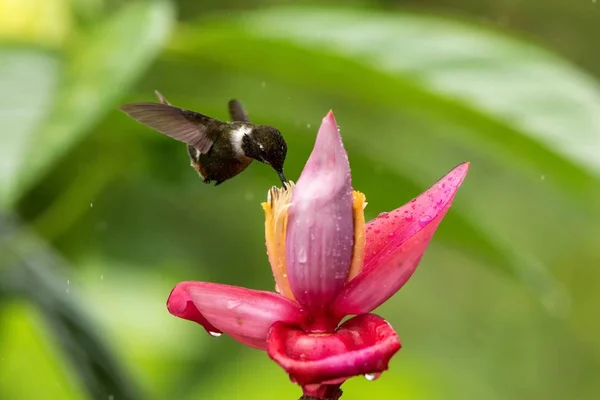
[167, 110, 469, 397]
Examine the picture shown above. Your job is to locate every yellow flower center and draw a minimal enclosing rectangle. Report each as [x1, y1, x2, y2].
[261, 184, 367, 301]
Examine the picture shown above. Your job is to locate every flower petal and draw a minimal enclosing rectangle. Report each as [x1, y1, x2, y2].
[168, 281, 308, 350]
[166, 282, 221, 334]
[286, 111, 354, 314]
[331, 163, 469, 316]
[267, 313, 401, 385]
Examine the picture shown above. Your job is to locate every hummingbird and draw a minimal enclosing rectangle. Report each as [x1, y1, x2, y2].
[119, 92, 288, 186]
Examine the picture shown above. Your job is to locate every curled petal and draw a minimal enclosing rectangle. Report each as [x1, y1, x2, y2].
[267, 313, 401, 385]
[167, 281, 308, 350]
[166, 283, 221, 334]
[286, 111, 354, 313]
[332, 163, 469, 316]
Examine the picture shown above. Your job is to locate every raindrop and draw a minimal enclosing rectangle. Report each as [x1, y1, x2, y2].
[418, 215, 432, 227]
[410, 198, 416, 203]
[364, 372, 381, 381]
[297, 247, 308, 263]
[209, 331, 222, 337]
[387, 232, 394, 238]
[378, 211, 389, 218]
[226, 299, 242, 309]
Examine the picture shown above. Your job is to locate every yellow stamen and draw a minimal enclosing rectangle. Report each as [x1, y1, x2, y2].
[262, 185, 367, 298]
[348, 191, 367, 281]
[262, 182, 295, 300]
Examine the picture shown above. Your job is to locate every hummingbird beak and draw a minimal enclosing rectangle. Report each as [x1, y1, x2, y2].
[277, 170, 287, 186]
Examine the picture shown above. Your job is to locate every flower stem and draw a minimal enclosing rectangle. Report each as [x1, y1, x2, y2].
[299, 387, 343, 400]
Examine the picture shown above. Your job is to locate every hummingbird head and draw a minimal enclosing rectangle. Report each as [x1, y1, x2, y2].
[241, 125, 288, 184]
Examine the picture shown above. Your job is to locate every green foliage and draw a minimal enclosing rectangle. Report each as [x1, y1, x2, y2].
[1, 1, 599, 400]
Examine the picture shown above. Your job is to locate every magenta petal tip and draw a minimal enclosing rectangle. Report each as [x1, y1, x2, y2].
[167, 282, 221, 334]
[285, 111, 355, 312]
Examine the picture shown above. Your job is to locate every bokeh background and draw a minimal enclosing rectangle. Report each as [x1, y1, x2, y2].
[1, 0, 600, 399]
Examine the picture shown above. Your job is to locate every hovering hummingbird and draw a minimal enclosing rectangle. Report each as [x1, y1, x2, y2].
[119, 92, 288, 186]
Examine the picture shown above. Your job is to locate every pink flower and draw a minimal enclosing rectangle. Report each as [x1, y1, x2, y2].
[167, 111, 469, 399]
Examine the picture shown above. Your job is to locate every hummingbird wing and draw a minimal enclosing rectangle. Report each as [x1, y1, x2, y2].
[119, 102, 218, 154]
[154, 90, 170, 105]
[228, 99, 250, 122]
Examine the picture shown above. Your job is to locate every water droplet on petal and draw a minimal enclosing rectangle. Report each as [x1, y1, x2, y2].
[410, 198, 416, 203]
[378, 211, 389, 218]
[418, 215, 432, 227]
[297, 247, 308, 264]
[209, 331, 222, 337]
[404, 215, 414, 222]
[226, 299, 242, 309]
[364, 372, 381, 381]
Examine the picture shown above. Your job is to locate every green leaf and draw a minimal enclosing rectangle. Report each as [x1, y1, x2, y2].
[159, 6, 600, 310]
[0, 49, 59, 210]
[10, 0, 174, 207]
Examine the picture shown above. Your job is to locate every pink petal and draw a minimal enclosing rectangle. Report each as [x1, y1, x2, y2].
[167, 281, 308, 350]
[331, 163, 469, 316]
[286, 111, 355, 315]
[267, 313, 401, 385]
[166, 283, 221, 334]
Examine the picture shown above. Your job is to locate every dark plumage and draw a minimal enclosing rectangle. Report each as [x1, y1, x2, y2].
[119, 92, 287, 186]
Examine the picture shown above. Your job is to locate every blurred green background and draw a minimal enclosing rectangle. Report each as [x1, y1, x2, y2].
[1, 0, 600, 399]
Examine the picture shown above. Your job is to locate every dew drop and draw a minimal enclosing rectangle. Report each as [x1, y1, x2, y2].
[410, 198, 416, 203]
[209, 331, 222, 337]
[226, 299, 242, 309]
[364, 372, 381, 381]
[378, 211, 389, 218]
[387, 232, 394, 238]
[418, 215, 432, 227]
[297, 247, 308, 263]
